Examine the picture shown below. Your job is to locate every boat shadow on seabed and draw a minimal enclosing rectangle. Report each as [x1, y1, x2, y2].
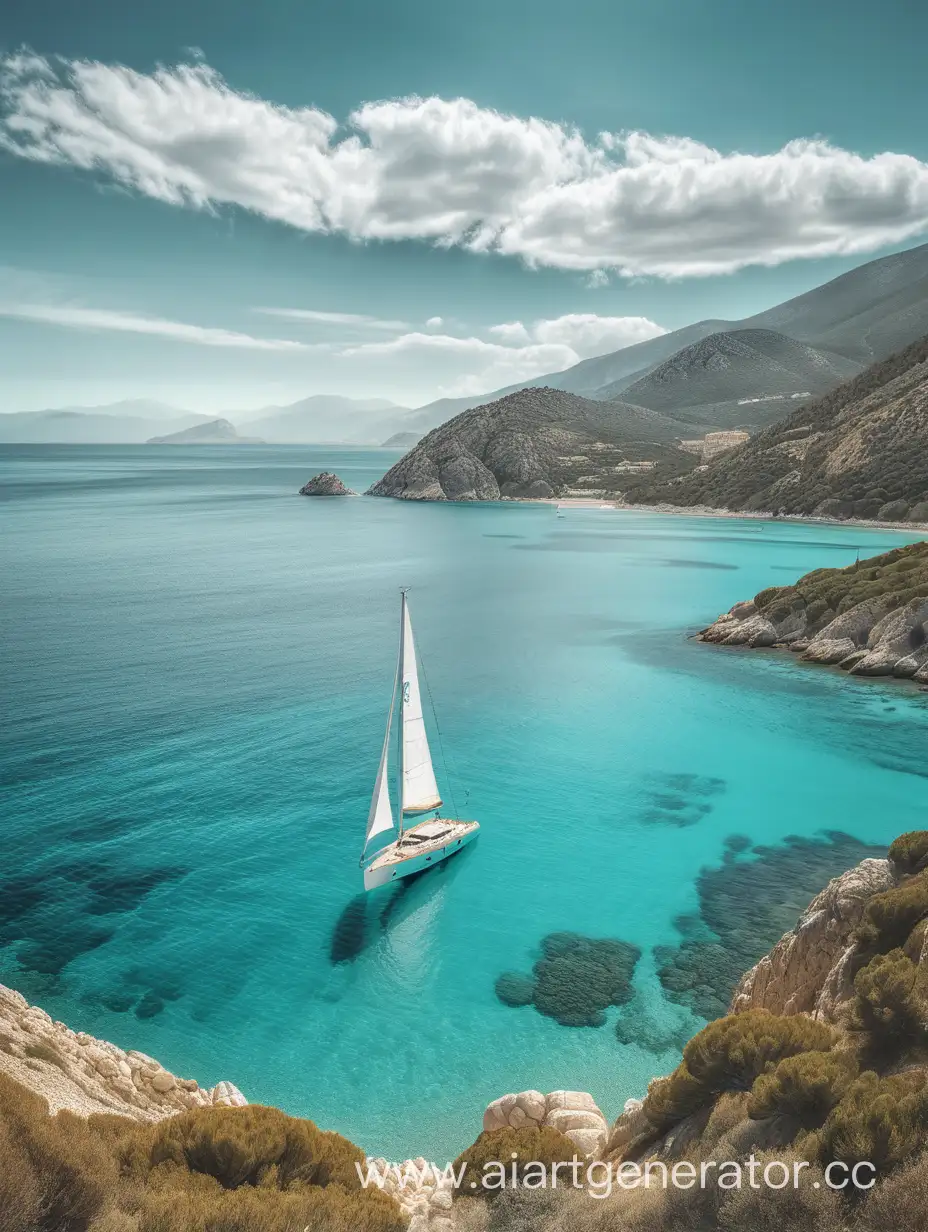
[328, 843, 476, 968]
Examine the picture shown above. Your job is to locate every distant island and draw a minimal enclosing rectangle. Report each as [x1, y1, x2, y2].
[146, 418, 263, 445]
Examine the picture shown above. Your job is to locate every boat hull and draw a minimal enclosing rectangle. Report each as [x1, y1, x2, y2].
[363, 819, 479, 891]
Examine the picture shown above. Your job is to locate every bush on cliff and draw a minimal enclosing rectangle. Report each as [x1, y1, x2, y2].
[683, 1011, 836, 1094]
[856, 871, 928, 955]
[452, 1126, 579, 1198]
[889, 830, 928, 875]
[747, 1050, 859, 1129]
[642, 1012, 837, 1132]
[848, 949, 928, 1062]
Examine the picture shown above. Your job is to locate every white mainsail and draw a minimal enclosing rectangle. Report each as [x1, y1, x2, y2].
[401, 602, 442, 814]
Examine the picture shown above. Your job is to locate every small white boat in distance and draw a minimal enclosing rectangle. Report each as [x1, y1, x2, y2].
[361, 590, 479, 891]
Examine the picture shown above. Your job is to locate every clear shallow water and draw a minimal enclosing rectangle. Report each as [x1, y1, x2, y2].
[2, 443, 928, 1160]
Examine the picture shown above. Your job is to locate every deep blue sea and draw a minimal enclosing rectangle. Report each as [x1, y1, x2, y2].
[3, 444, 928, 1161]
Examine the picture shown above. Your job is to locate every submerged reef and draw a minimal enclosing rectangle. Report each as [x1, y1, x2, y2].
[496, 932, 641, 1027]
[655, 831, 886, 1020]
[637, 772, 726, 828]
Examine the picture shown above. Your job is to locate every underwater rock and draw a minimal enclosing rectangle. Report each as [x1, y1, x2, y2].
[496, 932, 641, 1028]
[494, 972, 536, 1007]
[637, 773, 726, 828]
[654, 831, 886, 1021]
[299, 471, 356, 496]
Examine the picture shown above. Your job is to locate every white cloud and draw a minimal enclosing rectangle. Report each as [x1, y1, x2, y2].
[339, 331, 579, 396]
[3, 53, 928, 277]
[0, 303, 309, 350]
[425, 316, 443, 329]
[488, 313, 664, 356]
[255, 307, 408, 330]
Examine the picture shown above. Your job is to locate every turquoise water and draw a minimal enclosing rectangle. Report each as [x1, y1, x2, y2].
[3, 443, 928, 1161]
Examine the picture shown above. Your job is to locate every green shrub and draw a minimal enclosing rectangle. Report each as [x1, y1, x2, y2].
[452, 1127, 579, 1198]
[889, 831, 928, 875]
[849, 949, 928, 1060]
[748, 1050, 858, 1128]
[856, 873, 928, 954]
[814, 1069, 928, 1176]
[130, 1183, 404, 1232]
[642, 1063, 709, 1131]
[683, 1011, 836, 1095]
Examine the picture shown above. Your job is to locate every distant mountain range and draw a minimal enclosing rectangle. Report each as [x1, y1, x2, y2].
[4, 242, 928, 447]
[404, 241, 928, 432]
[0, 401, 213, 444]
[628, 332, 928, 521]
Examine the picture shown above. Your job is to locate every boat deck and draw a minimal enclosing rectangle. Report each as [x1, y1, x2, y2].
[368, 818, 480, 869]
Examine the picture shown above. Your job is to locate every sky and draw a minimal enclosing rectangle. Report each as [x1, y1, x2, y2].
[1, 0, 928, 415]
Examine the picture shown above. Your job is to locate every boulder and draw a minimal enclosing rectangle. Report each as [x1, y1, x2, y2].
[482, 1089, 608, 1157]
[298, 472, 356, 496]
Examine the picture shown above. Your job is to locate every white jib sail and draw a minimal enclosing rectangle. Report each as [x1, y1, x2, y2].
[364, 685, 397, 850]
[401, 604, 442, 813]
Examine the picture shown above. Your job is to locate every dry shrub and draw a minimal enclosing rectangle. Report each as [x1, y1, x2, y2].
[131, 1183, 402, 1232]
[145, 1103, 365, 1191]
[453, 1126, 580, 1198]
[716, 1149, 844, 1232]
[698, 1092, 752, 1153]
[0, 1072, 117, 1232]
[856, 1146, 928, 1231]
[642, 1064, 707, 1131]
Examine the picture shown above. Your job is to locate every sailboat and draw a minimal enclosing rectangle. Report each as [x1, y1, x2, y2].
[360, 590, 480, 891]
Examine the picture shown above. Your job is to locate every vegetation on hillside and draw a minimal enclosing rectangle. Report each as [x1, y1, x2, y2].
[627, 332, 928, 518]
[751, 540, 928, 637]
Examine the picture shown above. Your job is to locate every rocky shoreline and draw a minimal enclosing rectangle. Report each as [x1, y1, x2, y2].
[699, 540, 928, 684]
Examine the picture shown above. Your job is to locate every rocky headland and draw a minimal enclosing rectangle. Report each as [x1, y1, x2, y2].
[298, 471, 357, 495]
[700, 539, 928, 682]
[367, 387, 700, 501]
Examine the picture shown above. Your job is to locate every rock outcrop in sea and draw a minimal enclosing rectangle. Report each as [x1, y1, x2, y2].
[700, 539, 928, 682]
[298, 471, 357, 495]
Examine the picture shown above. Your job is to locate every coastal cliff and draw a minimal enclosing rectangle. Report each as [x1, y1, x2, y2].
[699, 539, 928, 681]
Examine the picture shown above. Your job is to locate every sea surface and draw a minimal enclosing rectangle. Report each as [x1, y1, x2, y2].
[3, 443, 928, 1160]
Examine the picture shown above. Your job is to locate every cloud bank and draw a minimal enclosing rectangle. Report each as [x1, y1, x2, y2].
[2, 51, 928, 276]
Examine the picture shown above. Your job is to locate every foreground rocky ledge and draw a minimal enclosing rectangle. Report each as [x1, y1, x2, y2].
[0, 984, 245, 1120]
[700, 539, 928, 682]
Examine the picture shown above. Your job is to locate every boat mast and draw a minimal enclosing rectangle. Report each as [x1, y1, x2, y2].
[396, 588, 408, 840]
